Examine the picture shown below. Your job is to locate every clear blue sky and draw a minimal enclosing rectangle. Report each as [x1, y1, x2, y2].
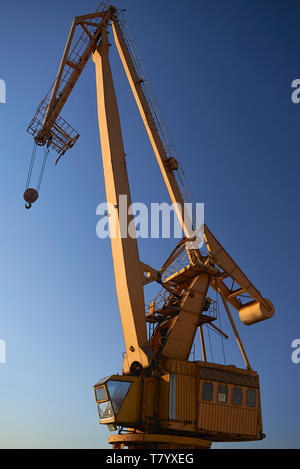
[0, 0, 299, 449]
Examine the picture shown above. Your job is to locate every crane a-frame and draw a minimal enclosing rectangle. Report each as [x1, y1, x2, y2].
[25, 3, 274, 449]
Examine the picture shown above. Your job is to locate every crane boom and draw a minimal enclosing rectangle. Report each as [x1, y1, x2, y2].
[111, 17, 194, 239]
[27, 8, 114, 157]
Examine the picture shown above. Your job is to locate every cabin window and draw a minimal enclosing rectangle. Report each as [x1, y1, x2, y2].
[107, 380, 131, 414]
[95, 385, 107, 403]
[246, 389, 257, 407]
[232, 387, 243, 406]
[169, 374, 177, 419]
[217, 384, 228, 403]
[202, 382, 213, 401]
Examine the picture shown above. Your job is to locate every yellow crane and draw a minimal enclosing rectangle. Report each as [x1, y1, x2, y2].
[25, 3, 274, 449]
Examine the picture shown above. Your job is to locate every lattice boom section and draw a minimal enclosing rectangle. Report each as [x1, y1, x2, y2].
[27, 95, 79, 157]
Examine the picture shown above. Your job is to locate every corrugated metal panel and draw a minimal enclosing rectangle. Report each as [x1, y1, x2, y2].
[177, 375, 196, 423]
[197, 402, 257, 436]
[198, 366, 258, 388]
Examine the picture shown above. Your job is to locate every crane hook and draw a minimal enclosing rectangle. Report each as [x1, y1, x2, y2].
[23, 188, 39, 210]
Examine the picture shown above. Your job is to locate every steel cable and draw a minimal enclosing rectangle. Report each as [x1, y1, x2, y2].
[37, 147, 50, 192]
[25, 142, 37, 190]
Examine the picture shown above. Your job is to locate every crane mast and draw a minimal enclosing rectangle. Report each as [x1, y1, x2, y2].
[25, 3, 275, 449]
[92, 25, 151, 373]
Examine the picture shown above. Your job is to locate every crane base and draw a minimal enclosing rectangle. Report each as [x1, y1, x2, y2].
[108, 433, 211, 450]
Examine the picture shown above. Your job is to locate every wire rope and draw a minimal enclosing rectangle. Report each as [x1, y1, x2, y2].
[25, 143, 38, 190]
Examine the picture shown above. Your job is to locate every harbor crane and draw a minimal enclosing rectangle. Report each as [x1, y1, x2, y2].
[24, 3, 274, 449]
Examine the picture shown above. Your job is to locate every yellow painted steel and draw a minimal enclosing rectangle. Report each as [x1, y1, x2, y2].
[111, 18, 194, 241]
[92, 29, 152, 374]
[205, 224, 275, 323]
[239, 299, 275, 325]
[94, 360, 263, 448]
[197, 402, 258, 438]
[109, 433, 211, 450]
[161, 275, 211, 360]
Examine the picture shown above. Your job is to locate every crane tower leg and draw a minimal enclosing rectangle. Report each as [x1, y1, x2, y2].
[92, 28, 152, 375]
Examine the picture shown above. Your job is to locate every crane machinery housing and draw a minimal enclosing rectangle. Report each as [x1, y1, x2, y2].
[24, 2, 275, 449]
